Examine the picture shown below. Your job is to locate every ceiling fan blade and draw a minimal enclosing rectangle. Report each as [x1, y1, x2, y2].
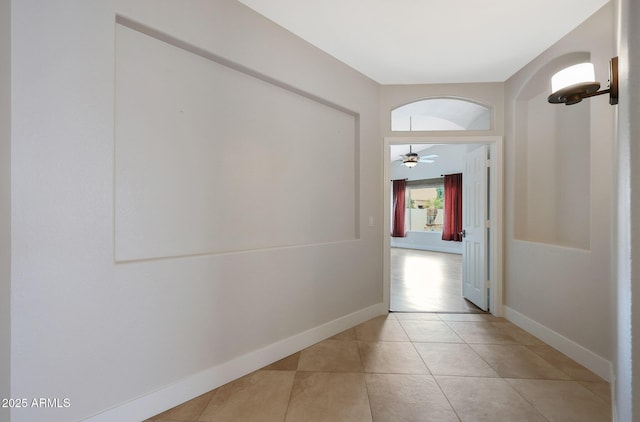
[421, 154, 439, 159]
[420, 159, 435, 163]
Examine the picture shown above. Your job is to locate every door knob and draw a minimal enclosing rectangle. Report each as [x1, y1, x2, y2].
[460, 229, 466, 238]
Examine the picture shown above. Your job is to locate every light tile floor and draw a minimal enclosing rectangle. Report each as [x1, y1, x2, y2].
[146, 313, 611, 422]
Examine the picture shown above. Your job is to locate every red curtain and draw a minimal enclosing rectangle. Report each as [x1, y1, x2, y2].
[442, 173, 463, 241]
[391, 179, 406, 237]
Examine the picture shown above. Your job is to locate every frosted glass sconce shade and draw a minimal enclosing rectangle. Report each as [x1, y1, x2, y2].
[548, 57, 618, 106]
[551, 63, 597, 93]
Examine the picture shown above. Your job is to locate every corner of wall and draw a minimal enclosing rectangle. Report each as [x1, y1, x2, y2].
[614, 0, 640, 419]
[0, 0, 11, 420]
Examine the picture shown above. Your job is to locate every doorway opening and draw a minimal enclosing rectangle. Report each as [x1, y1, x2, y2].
[383, 136, 503, 316]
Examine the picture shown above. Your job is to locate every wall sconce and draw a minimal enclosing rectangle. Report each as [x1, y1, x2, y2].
[548, 57, 618, 105]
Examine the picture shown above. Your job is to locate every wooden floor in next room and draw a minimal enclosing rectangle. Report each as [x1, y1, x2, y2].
[390, 247, 482, 313]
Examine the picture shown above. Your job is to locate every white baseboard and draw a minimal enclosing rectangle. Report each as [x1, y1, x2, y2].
[503, 306, 612, 381]
[83, 303, 387, 422]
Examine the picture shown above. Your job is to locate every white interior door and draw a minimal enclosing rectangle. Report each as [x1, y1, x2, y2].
[462, 145, 488, 311]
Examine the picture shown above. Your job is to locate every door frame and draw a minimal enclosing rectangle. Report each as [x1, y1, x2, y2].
[383, 135, 504, 316]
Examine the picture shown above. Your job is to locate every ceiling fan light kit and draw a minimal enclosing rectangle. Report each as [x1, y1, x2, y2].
[402, 145, 420, 167]
[402, 145, 418, 167]
[401, 145, 438, 168]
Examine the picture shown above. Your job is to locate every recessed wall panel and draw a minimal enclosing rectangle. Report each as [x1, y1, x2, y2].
[115, 24, 357, 262]
[513, 74, 590, 249]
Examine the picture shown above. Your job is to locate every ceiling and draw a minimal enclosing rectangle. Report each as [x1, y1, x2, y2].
[237, 0, 609, 85]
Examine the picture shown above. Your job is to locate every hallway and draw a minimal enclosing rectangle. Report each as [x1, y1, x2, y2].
[391, 248, 482, 313]
[146, 313, 611, 422]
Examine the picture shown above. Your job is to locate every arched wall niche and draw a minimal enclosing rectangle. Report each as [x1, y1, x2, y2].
[391, 97, 492, 131]
[513, 52, 592, 249]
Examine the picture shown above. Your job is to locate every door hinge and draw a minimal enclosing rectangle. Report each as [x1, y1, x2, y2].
[485, 159, 491, 168]
[485, 220, 491, 228]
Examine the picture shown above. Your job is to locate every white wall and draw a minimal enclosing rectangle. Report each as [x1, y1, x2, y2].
[114, 21, 358, 261]
[392, 231, 462, 254]
[504, 3, 614, 373]
[614, 0, 640, 419]
[10, 1, 382, 421]
[0, 0, 11, 421]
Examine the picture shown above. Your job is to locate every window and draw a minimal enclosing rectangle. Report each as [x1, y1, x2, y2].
[405, 179, 445, 232]
[391, 98, 491, 131]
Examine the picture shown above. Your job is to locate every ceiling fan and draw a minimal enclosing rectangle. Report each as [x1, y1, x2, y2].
[401, 145, 439, 168]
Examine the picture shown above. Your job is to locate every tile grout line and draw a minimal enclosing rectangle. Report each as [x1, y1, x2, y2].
[281, 366, 299, 422]
[194, 390, 216, 422]
[149, 313, 611, 421]
[356, 343, 375, 422]
[445, 319, 514, 378]
[522, 343, 608, 386]
[441, 319, 599, 421]
[429, 375, 463, 422]
[499, 377, 553, 422]
[354, 313, 380, 422]
[435, 316, 541, 421]
[353, 324, 375, 421]
[431, 319, 552, 422]
[400, 314, 465, 422]
[428, 318, 486, 422]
